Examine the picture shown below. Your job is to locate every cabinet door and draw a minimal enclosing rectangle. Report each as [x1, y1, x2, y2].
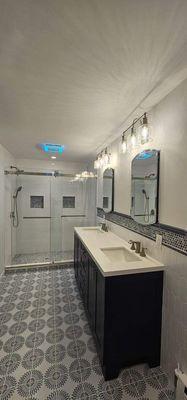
[95, 269, 105, 348]
[88, 257, 97, 330]
[74, 234, 79, 279]
[81, 250, 89, 306]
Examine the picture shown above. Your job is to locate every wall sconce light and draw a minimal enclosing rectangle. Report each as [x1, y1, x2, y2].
[75, 171, 97, 181]
[94, 156, 100, 169]
[130, 120, 138, 149]
[94, 112, 152, 167]
[139, 113, 151, 144]
[94, 148, 112, 169]
[103, 148, 111, 167]
[119, 112, 152, 156]
[103, 148, 109, 166]
[121, 133, 127, 154]
[99, 152, 104, 168]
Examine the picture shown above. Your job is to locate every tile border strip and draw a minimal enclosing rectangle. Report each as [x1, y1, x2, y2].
[97, 208, 187, 256]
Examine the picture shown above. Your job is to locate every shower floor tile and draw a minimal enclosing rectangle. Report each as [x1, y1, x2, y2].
[0, 266, 174, 399]
[11, 251, 73, 265]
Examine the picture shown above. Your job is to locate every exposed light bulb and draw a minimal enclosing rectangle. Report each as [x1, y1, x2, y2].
[140, 113, 150, 144]
[121, 134, 127, 153]
[103, 151, 109, 166]
[131, 133, 137, 148]
[82, 171, 88, 178]
[107, 153, 111, 167]
[94, 158, 100, 169]
[51, 156, 56, 159]
[99, 153, 104, 168]
[130, 124, 137, 149]
[141, 126, 149, 143]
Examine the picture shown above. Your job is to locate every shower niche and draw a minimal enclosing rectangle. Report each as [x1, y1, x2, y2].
[30, 196, 44, 208]
[131, 150, 160, 225]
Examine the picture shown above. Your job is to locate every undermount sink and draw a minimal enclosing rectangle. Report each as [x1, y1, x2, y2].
[82, 227, 104, 233]
[101, 247, 141, 263]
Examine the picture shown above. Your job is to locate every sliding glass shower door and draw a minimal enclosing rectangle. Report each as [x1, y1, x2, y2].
[5, 168, 96, 268]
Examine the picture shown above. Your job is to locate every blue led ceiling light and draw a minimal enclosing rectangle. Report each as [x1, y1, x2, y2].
[38, 143, 65, 154]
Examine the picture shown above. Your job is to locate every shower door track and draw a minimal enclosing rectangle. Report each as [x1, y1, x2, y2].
[4, 170, 76, 177]
[5, 259, 74, 273]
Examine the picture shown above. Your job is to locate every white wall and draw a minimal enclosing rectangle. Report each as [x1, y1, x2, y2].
[0, 144, 16, 272]
[96, 80, 187, 381]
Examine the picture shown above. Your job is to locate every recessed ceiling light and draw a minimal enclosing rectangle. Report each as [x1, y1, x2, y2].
[51, 156, 56, 159]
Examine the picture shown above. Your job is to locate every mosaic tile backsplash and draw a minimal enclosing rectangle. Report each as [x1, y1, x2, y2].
[97, 208, 187, 256]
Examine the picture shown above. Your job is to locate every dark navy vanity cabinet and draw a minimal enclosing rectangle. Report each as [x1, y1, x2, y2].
[74, 232, 163, 380]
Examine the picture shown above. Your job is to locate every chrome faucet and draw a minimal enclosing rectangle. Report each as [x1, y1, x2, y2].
[140, 246, 147, 257]
[134, 241, 141, 254]
[100, 222, 108, 232]
[128, 240, 136, 250]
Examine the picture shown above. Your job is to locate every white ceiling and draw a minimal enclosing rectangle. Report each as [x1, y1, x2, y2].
[0, 0, 187, 162]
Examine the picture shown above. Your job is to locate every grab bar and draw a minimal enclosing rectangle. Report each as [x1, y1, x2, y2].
[61, 215, 86, 218]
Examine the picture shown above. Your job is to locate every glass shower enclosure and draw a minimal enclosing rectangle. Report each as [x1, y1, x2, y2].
[4, 168, 96, 268]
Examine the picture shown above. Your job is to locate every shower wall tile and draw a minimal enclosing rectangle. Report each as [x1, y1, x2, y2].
[62, 216, 88, 252]
[18, 175, 51, 218]
[16, 219, 51, 254]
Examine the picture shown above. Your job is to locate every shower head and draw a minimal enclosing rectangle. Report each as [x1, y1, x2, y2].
[13, 186, 22, 198]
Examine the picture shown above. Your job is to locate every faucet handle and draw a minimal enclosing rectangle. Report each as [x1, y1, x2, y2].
[128, 240, 136, 251]
[135, 241, 141, 254]
[140, 247, 147, 257]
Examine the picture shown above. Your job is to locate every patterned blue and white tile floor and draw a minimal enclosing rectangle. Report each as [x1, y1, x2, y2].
[0, 265, 174, 399]
[12, 251, 73, 265]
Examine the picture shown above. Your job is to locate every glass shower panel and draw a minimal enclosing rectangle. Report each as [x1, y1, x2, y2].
[50, 176, 88, 263]
[50, 175, 63, 263]
[10, 174, 51, 265]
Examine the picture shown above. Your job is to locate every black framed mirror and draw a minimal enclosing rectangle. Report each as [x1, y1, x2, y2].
[131, 150, 160, 225]
[102, 168, 114, 213]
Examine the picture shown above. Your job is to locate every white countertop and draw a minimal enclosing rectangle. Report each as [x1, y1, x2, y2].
[75, 226, 165, 277]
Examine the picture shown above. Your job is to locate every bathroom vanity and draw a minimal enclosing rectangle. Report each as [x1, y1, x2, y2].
[74, 227, 164, 380]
